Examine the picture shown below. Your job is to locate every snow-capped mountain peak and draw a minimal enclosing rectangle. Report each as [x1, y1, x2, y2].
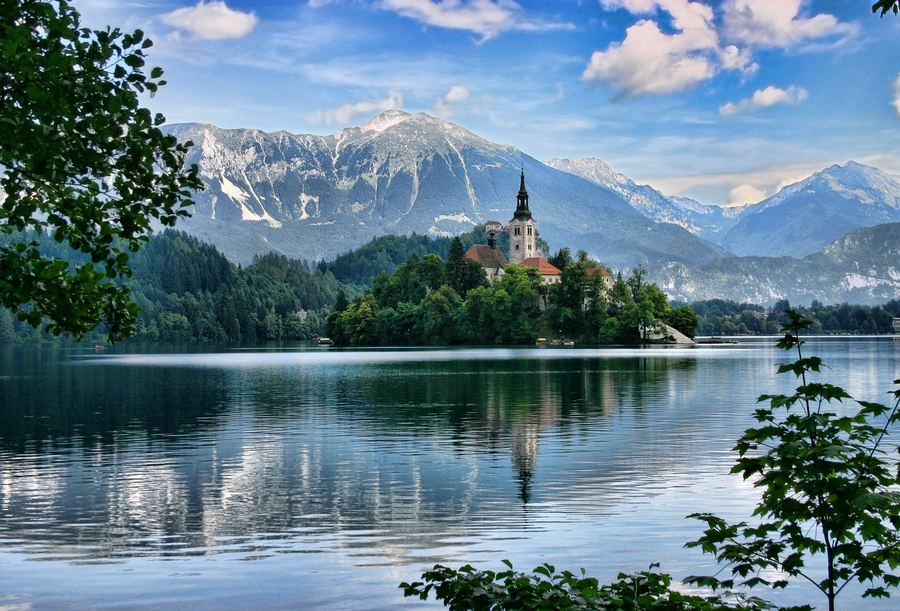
[359, 110, 412, 133]
[546, 157, 730, 239]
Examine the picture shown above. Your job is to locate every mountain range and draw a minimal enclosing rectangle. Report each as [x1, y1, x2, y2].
[166, 111, 900, 305]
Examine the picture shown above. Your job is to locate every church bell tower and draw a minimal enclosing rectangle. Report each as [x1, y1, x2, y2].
[508, 168, 537, 264]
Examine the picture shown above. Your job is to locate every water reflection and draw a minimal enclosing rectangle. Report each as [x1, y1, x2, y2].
[0, 340, 896, 609]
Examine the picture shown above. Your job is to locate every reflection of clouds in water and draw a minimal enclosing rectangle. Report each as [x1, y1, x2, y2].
[1, 459, 64, 514]
[108, 459, 189, 535]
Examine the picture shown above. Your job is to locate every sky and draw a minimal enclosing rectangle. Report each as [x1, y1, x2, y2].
[74, 0, 900, 206]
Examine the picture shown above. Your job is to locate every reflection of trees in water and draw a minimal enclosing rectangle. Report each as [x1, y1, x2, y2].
[0, 346, 232, 454]
[0, 349, 700, 563]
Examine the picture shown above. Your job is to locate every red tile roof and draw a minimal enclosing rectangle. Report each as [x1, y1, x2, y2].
[465, 244, 507, 269]
[519, 257, 562, 275]
[585, 266, 612, 277]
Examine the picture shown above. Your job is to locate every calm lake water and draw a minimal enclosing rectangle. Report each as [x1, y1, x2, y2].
[0, 338, 897, 609]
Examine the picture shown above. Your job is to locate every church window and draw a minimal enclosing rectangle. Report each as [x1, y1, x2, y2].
[514, 227, 520, 236]
[515, 244, 519, 250]
[527, 226, 532, 236]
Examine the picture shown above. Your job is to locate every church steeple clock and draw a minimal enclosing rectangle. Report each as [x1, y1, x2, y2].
[508, 168, 537, 264]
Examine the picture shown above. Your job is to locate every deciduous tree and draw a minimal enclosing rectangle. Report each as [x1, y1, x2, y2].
[1, 0, 201, 341]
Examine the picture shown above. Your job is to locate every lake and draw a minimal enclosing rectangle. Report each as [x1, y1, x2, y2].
[0, 338, 897, 609]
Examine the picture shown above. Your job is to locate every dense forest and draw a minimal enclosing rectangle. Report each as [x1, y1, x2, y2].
[685, 298, 900, 335]
[328, 242, 699, 346]
[2, 227, 896, 346]
[0, 230, 342, 344]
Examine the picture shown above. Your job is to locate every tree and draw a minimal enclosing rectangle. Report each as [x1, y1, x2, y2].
[873, 0, 899, 16]
[1, 0, 202, 342]
[444, 237, 485, 298]
[548, 247, 572, 272]
[666, 305, 699, 339]
[687, 311, 900, 611]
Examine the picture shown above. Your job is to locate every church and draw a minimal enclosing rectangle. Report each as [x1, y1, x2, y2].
[464, 169, 562, 285]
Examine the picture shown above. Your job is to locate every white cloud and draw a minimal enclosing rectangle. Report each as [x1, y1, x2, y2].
[380, 0, 573, 40]
[719, 44, 758, 76]
[721, 0, 859, 49]
[307, 91, 404, 125]
[586, 1, 751, 96]
[434, 84, 470, 116]
[727, 183, 766, 206]
[161, 1, 257, 40]
[719, 85, 808, 115]
[893, 74, 900, 116]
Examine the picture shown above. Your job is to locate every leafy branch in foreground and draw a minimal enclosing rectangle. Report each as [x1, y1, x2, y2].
[1, 0, 202, 341]
[872, 1, 899, 17]
[401, 561, 774, 610]
[686, 310, 900, 611]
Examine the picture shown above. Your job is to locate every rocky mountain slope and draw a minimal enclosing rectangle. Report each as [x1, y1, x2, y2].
[650, 222, 900, 305]
[721, 162, 900, 257]
[545, 157, 742, 242]
[164, 112, 899, 305]
[166, 111, 723, 268]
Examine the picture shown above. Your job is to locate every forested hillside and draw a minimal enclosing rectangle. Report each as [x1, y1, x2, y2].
[0, 231, 343, 344]
[2, 229, 896, 346]
[686, 298, 900, 336]
[320, 224, 545, 288]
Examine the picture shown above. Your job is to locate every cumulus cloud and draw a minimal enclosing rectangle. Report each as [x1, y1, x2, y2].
[721, 0, 859, 49]
[893, 74, 900, 116]
[162, 1, 257, 40]
[434, 84, 470, 116]
[719, 85, 808, 116]
[307, 91, 404, 125]
[589, 1, 858, 97]
[719, 44, 758, 76]
[727, 183, 767, 206]
[380, 0, 573, 39]
[586, 0, 751, 96]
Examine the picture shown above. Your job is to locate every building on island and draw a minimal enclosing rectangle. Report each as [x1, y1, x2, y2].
[484, 220, 503, 233]
[464, 232, 507, 282]
[508, 169, 538, 264]
[585, 266, 613, 292]
[466, 168, 612, 311]
[520, 257, 561, 284]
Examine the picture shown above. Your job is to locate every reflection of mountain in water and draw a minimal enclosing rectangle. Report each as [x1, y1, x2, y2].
[0, 347, 718, 564]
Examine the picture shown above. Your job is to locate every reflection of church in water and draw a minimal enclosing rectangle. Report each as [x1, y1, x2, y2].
[480, 360, 620, 505]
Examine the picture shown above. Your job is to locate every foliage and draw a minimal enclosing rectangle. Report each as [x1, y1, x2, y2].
[330, 246, 699, 346]
[1, 0, 202, 341]
[330, 252, 542, 346]
[400, 561, 775, 610]
[872, 0, 899, 16]
[686, 310, 900, 611]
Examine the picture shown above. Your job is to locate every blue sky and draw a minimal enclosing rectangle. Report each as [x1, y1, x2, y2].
[76, 1, 900, 206]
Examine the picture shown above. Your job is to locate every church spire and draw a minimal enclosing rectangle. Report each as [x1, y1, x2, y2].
[514, 167, 531, 220]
